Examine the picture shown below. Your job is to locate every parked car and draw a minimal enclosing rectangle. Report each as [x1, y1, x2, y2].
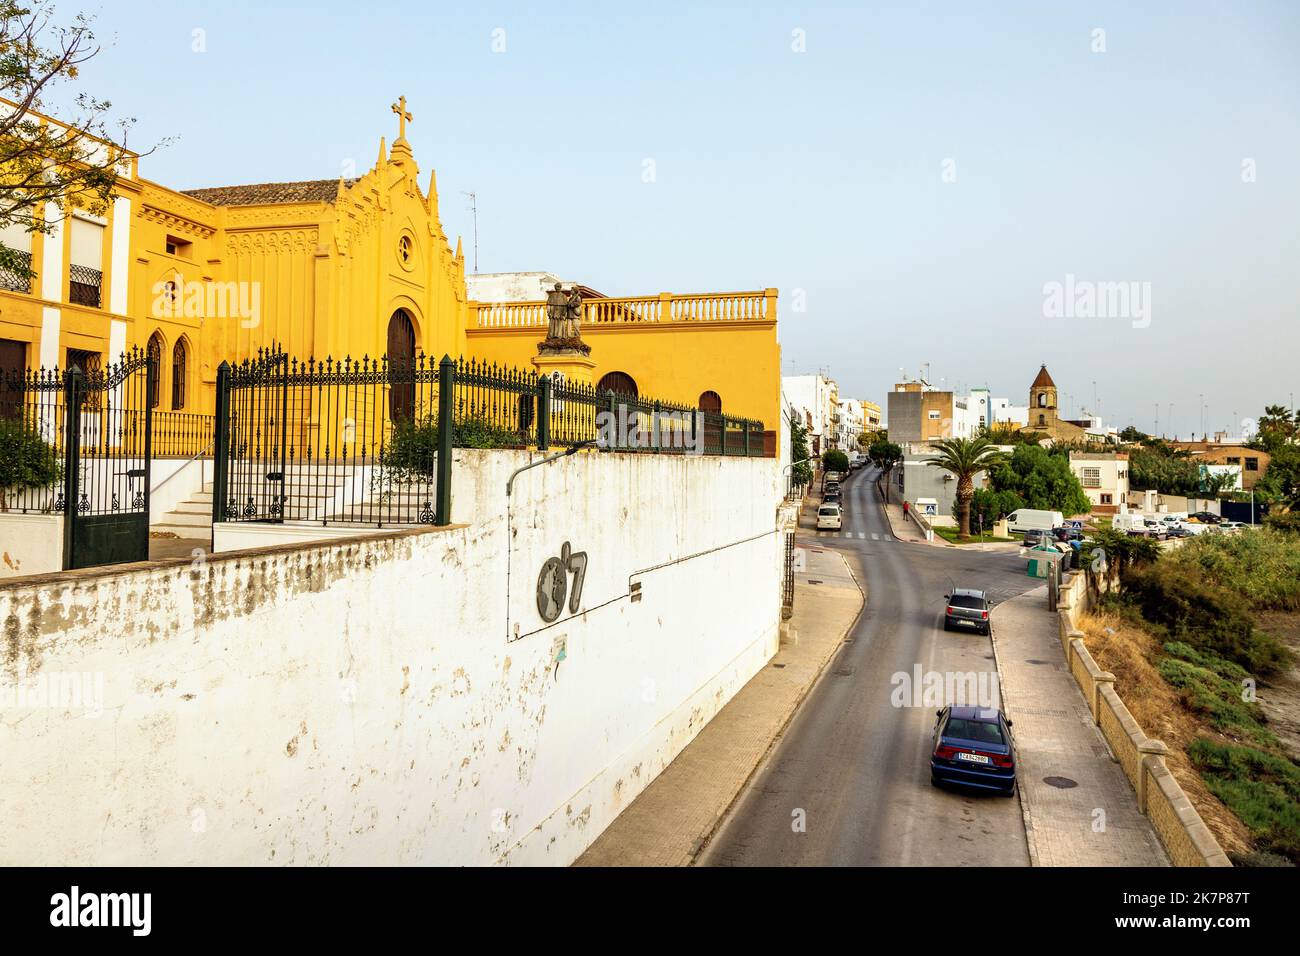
[1165, 525, 1193, 538]
[817, 504, 842, 530]
[1219, 520, 1248, 534]
[930, 705, 1017, 795]
[1142, 520, 1168, 540]
[1187, 511, 1222, 524]
[943, 588, 991, 635]
[1052, 527, 1084, 543]
[823, 490, 842, 506]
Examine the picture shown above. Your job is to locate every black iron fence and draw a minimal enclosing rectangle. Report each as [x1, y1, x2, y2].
[214, 350, 769, 528]
[0, 348, 155, 569]
[151, 411, 215, 458]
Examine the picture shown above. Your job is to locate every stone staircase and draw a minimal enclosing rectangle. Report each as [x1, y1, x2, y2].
[152, 466, 432, 536]
[153, 482, 215, 540]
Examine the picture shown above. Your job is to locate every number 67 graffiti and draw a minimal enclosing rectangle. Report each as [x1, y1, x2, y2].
[536, 541, 589, 623]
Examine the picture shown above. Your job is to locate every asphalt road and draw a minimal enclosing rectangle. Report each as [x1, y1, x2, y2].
[698, 466, 1042, 866]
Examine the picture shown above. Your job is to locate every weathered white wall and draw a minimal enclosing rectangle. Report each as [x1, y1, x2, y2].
[0, 513, 62, 579]
[0, 449, 781, 865]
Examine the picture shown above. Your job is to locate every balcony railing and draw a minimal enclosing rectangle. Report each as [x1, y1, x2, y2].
[0, 248, 32, 293]
[69, 264, 103, 308]
[469, 289, 777, 330]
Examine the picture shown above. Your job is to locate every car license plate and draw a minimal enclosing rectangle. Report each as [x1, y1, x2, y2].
[956, 752, 990, 764]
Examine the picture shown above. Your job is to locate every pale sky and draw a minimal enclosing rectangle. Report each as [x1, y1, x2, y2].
[60, 0, 1300, 438]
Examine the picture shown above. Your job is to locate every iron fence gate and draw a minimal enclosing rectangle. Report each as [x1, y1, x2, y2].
[1, 347, 155, 570]
[63, 349, 155, 569]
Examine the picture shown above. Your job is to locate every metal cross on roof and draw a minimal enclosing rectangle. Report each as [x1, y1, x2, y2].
[391, 95, 413, 140]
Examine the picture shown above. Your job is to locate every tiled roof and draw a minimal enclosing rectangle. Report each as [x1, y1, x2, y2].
[1031, 364, 1056, 388]
[182, 178, 357, 207]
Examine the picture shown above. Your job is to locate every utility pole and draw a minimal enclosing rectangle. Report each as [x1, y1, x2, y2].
[462, 191, 479, 273]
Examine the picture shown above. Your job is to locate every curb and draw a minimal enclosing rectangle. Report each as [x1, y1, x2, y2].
[988, 597, 1043, 868]
[687, 544, 868, 865]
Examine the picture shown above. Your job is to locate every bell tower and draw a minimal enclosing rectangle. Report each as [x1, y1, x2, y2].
[1029, 364, 1058, 429]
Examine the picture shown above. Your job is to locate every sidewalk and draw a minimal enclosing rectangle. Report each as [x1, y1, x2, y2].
[875, 480, 1021, 553]
[991, 587, 1169, 866]
[574, 541, 864, 866]
[874, 482, 928, 543]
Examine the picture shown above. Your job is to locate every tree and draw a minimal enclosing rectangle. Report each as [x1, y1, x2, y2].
[988, 444, 1092, 516]
[868, 439, 902, 502]
[787, 411, 812, 488]
[1129, 445, 1238, 497]
[0, 2, 155, 279]
[1253, 404, 1297, 454]
[822, 449, 849, 474]
[925, 436, 1006, 539]
[1119, 425, 1149, 443]
[970, 487, 1025, 531]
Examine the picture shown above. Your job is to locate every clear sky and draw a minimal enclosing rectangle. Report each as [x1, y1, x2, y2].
[63, 0, 1299, 438]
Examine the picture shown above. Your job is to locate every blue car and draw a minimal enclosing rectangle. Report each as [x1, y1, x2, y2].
[930, 705, 1017, 796]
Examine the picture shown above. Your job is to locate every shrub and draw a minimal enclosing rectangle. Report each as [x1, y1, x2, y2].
[0, 418, 61, 491]
[1265, 511, 1300, 535]
[380, 413, 524, 482]
[1124, 561, 1290, 674]
[1189, 738, 1300, 864]
[1162, 528, 1300, 611]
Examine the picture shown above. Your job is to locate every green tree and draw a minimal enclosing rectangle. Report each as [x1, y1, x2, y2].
[970, 487, 1025, 531]
[988, 444, 1092, 516]
[822, 449, 849, 474]
[0, 2, 160, 280]
[1119, 425, 1149, 443]
[868, 438, 902, 502]
[788, 412, 812, 487]
[925, 436, 1006, 539]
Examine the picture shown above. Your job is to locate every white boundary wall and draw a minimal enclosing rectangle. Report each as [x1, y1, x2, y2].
[0, 449, 781, 865]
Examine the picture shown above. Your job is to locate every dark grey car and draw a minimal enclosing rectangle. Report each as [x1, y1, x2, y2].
[944, 588, 990, 635]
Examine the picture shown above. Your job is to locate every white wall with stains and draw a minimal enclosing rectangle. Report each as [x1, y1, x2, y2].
[0, 449, 781, 865]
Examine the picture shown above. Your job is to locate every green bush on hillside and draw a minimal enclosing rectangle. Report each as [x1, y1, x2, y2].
[1189, 738, 1300, 865]
[1123, 561, 1289, 674]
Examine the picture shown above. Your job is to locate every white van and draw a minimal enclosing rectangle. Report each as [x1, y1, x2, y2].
[1006, 509, 1064, 534]
[1112, 513, 1148, 533]
[817, 504, 843, 530]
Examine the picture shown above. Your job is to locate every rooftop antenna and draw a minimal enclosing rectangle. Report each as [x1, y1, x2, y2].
[462, 191, 479, 273]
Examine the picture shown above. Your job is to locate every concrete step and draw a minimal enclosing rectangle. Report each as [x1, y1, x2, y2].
[171, 501, 211, 515]
[161, 510, 213, 528]
[151, 523, 210, 541]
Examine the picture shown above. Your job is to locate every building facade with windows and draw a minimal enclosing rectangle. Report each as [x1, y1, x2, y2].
[1068, 451, 1129, 515]
[1, 99, 779, 433]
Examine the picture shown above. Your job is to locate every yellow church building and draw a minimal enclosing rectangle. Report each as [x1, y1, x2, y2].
[0, 98, 780, 446]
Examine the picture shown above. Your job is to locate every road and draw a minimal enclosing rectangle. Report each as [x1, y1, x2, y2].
[699, 466, 1042, 866]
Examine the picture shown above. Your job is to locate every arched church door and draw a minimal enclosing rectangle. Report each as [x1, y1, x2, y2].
[387, 310, 416, 422]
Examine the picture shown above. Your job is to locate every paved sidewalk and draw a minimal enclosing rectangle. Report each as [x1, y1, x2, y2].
[991, 587, 1168, 866]
[874, 482, 928, 543]
[575, 543, 864, 866]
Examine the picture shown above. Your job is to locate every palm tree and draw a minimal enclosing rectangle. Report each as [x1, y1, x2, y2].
[925, 437, 1006, 539]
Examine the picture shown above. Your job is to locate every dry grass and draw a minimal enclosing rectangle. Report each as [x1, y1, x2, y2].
[1077, 609, 1253, 858]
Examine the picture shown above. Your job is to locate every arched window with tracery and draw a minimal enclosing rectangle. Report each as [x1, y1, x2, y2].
[171, 338, 187, 410]
[146, 332, 163, 409]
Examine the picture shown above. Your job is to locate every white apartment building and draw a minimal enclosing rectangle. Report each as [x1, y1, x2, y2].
[782, 373, 839, 456]
[1068, 451, 1129, 515]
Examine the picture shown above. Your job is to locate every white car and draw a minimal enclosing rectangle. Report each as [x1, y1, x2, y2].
[817, 504, 843, 530]
[1219, 521, 1248, 534]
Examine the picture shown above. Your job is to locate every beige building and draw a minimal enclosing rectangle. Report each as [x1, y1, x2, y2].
[887, 381, 954, 444]
[1068, 451, 1129, 514]
[1167, 440, 1270, 491]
